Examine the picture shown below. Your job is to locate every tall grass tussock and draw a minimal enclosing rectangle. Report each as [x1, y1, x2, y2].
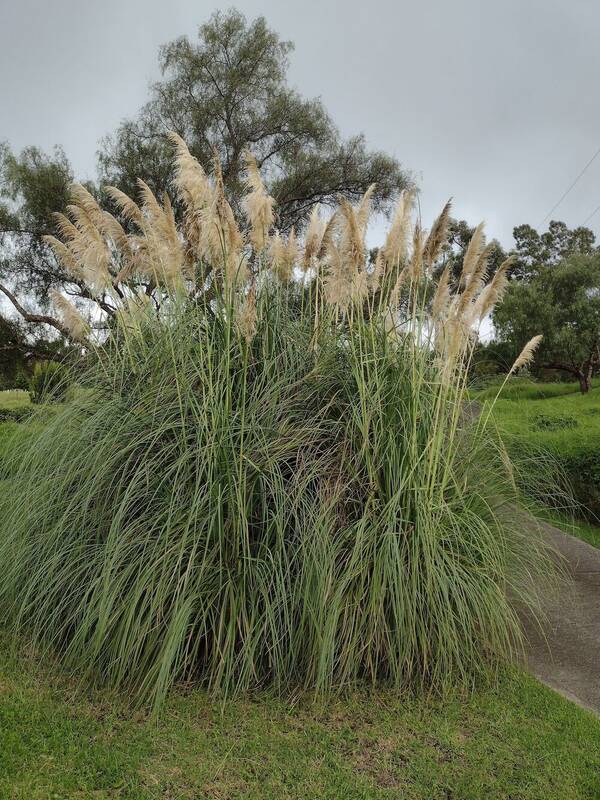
[0, 134, 551, 710]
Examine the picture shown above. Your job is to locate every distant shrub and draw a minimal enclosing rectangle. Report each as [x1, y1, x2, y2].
[532, 413, 578, 431]
[0, 407, 33, 423]
[29, 361, 67, 404]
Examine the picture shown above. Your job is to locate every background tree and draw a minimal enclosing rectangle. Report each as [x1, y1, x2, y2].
[511, 220, 597, 279]
[493, 254, 600, 392]
[98, 9, 410, 232]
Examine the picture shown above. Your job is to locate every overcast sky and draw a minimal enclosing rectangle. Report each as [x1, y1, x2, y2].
[2, 0, 599, 248]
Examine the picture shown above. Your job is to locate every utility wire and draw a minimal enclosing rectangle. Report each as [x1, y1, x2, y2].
[583, 201, 600, 226]
[538, 144, 600, 228]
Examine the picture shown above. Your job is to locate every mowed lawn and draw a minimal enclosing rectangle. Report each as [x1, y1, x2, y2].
[1, 401, 600, 798]
[1, 640, 599, 800]
[0, 390, 31, 411]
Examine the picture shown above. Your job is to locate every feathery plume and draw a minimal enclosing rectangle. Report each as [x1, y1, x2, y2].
[356, 183, 376, 232]
[422, 198, 452, 267]
[106, 186, 145, 228]
[431, 264, 451, 321]
[472, 256, 515, 322]
[317, 212, 338, 259]
[236, 283, 258, 342]
[408, 224, 424, 282]
[510, 335, 543, 374]
[200, 150, 244, 286]
[242, 151, 275, 252]
[44, 235, 82, 279]
[269, 231, 288, 281]
[460, 222, 485, 287]
[168, 131, 212, 213]
[455, 246, 489, 320]
[302, 204, 326, 271]
[382, 189, 413, 270]
[50, 289, 90, 342]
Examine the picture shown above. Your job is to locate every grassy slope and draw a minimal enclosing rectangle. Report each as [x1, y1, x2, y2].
[486, 383, 600, 459]
[475, 380, 600, 545]
[1, 642, 599, 800]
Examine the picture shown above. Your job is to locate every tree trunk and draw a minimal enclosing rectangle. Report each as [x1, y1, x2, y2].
[577, 370, 590, 394]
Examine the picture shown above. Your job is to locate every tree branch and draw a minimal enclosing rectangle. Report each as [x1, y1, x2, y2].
[0, 282, 71, 339]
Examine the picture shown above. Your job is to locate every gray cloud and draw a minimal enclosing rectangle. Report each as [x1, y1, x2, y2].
[2, 0, 599, 246]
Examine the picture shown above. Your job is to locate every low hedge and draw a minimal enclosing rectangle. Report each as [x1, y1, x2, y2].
[0, 407, 33, 423]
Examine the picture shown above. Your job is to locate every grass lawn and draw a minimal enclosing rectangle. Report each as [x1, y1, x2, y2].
[0, 390, 30, 411]
[475, 379, 600, 537]
[1, 642, 599, 799]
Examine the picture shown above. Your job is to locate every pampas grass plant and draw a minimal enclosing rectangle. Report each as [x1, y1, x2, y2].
[0, 137, 552, 711]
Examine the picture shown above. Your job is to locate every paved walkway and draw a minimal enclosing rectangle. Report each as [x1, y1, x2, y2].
[520, 522, 600, 715]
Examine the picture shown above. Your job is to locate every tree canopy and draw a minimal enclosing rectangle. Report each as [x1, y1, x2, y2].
[98, 9, 410, 232]
[493, 254, 600, 391]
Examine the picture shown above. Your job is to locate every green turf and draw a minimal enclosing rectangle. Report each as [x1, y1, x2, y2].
[475, 381, 600, 532]
[0, 390, 31, 411]
[474, 377, 585, 402]
[0, 640, 599, 799]
[484, 384, 600, 458]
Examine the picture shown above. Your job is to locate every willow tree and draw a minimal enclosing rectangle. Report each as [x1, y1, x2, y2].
[98, 9, 410, 232]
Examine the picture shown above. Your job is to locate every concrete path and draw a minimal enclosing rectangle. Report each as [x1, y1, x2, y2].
[520, 522, 600, 715]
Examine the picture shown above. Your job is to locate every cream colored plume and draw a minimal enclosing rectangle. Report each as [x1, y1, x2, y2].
[168, 131, 212, 213]
[200, 152, 244, 286]
[242, 151, 275, 252]
[302, 204, 326, 271]
[269, 229, 298, 282]
[338, 197, 368, 303]
[422, 198, 452, 267]
[236, 283, 258, 342]
[431, 264, 451, 321]
[50, 289, 90, 342]
[356, 183, 376, 232]
[460, 222, 485, 287]
[510, 335, 543, 374]
[44, 235, 81, 280]
[472, 256, 515, 323]
[134, 181, 186, 289]
[382, 189, 414, 269]
[54, 199, 112, 294]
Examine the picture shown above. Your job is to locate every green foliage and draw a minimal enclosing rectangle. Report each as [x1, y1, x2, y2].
[532, 413, 578, 431]
[487, 385, 600, 518]
[493, 254, 600, 390]
[512, 220, 597, 279]
[28, 360, 67, 404]
[473, 378, 581, 402]
[0, 291, 552, 710]
[2, 640, 599, 800]
[0, 143, 74, 300]
[0, 407, 32, 423]
[98, 9, 410, 232]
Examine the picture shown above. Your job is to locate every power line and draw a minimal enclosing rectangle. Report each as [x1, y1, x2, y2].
[583, 202, 600, 226]
[538, 144, 600, 228]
